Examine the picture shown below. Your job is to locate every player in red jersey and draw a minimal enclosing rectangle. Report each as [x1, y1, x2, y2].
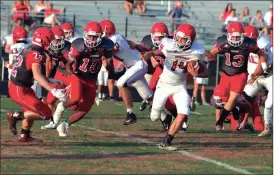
[6, 27, 66, 142]
[40, 26, 75, 129]
[53, 21, 114, 137]
[207, 22, 267, 131]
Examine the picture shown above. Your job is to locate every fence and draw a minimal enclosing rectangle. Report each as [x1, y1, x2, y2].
[0, 5, 223, 88]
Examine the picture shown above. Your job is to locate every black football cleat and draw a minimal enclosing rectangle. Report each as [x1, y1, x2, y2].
[123, 113, 137, 125]
[161, 114, 173, 131]
[158, 134, 177, 151]
[139, 100, 148, 111]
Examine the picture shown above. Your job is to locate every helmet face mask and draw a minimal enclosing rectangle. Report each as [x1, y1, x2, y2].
[151, 32, 167, 47]
[173, 31, 192, 50]
[83, 31, 102, 48]
[50, 37, 65, 51]
[227, 32, 244, 47]
[150, 22, 168, 47]
[63, 30, 74, 40]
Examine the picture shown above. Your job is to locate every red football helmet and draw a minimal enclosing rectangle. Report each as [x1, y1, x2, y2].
[32, 27, 55, 51]
[100, 20, 116, 38]
[226, 22, 245, 47]
[12, 27, 28, 43]
[210, 85, 229, 109]
[51, 27, 65, 51]
[150, 22, 168, 47]
[244, 25, 259, 40]
[83, 21, 103, 48]
[60, 22, 74, 40]
[174, 24, 196, 50]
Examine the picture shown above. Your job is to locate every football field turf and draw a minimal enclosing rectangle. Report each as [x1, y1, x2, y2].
[0, 98, 272, 174]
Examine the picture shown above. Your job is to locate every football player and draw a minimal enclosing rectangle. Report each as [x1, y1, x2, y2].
[60, 22, 76, 43]
[54, 21, 114, 136]
[4, 27, 29, 87]
[100, 19, 152, 125]
[40, 26, 73, 130]
[144, 24, 205, 150]
[211, 85, 264, 132]
[6, 27, 66, 142]
[243, 25, 273, 136]
[207, 22, 267, 131]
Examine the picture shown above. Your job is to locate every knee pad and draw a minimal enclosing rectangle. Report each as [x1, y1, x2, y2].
[150, 108, 161, 122]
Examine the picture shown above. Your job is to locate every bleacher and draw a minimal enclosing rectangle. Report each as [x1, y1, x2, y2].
[1, 0, 271, 48]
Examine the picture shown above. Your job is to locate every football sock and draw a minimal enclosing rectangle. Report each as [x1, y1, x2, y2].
[216, 108, 230, 126]
[127, 108, 134, 114]
[53, 102, 65, 124]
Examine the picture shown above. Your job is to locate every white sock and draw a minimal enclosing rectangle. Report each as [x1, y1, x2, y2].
[264, 108, 272, 125]
[127, 108, 134, 114]
[53, 102, 65, 125]
[98, 93, 102, 98]
[102, 93, 106, 98]
[160, 110, 168, 121]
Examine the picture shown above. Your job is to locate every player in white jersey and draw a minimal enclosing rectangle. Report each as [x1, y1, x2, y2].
[243, 26, 273, 137]
[5, 27, 29, 86]
[100, 20, 152, 125]
[144, 24, 205, 150]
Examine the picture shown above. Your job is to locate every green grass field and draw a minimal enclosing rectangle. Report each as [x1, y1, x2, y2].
[0, 97, 273, 174]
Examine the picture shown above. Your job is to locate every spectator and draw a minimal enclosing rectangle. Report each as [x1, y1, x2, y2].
[264, 4, 273, 28]
[219, 3, 233, 24]
[34, 0, 47, 24]
[250, 10, 268, 35]
[135, 0, 146, 15]
[124, 0, 134, 15]
[240, 7, 252, 26]
[43, 3, 66, 28]
[224, 9, 239, 25]
[10, 0, 36, 30]
[169, 1, 189, 31]
[250, 10, 267, 29]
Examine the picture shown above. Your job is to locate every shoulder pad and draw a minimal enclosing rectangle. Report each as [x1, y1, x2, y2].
[216, 35, 227, 47]
[72, 38, 85, 52]
[101, 37, 114, 51]
[30, 45, 45, 54]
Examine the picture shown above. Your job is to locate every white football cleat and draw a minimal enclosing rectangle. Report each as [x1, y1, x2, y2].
[57, 122, 69, 137]
[41, 121, 57, 130]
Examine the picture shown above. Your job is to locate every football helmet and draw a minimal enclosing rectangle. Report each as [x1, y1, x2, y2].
[32, 27, 55, 51]
[12, 27, 28, 43]
[226, 22, 245, 47]
[61, 22, 74, 40]
[100, 20, 116, 38]
[150, 22, 168, 47]
[83, 21, 103, 48]
[173, 24, 196, 50]
[51, 27, 65, 51]
[244, 25, 259, 40]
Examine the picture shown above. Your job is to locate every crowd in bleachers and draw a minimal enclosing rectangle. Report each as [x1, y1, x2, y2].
[10, 0, 67, 31]
[219, 3, 272, 36]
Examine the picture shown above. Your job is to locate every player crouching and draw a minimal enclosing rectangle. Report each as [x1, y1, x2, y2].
[6, 28, 66, 142]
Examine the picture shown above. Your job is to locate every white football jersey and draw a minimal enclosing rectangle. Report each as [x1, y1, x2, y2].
[9, 42, 29, 64]
[248, 35, 273, 75]
[5, 34, 13, 45]
[110, 33, 141, 68]
[159, 38, 205, 85]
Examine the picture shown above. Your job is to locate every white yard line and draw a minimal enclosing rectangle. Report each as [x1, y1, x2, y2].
[0, 108, 253, 174]
[75, 124, 253, 175]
